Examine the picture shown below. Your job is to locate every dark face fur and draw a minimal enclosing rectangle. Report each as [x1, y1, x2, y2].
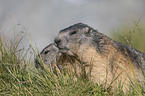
[54, 23, 95, 55]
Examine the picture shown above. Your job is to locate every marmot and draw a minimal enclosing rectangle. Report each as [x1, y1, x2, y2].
[34, 43, 61, 74]
[54, 23, 145, 91]
[34, 43, 87, 79]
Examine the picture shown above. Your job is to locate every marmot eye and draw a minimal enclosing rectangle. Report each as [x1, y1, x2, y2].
[70, 31, 77, 35]
[44, 50, 50, 54]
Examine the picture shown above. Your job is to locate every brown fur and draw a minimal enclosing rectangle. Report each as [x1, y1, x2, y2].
[75, 42, 142, 91]
[57, 54, 87, 79]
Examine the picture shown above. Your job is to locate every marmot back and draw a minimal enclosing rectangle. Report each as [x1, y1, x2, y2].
[54, 23, 145, 91]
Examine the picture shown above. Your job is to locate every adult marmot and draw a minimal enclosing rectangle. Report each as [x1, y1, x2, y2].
[54, 23, 145, 91]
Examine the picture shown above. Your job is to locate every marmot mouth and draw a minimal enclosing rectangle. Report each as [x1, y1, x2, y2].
[59, 48, 68, 53]
[59, 48, 75, 56]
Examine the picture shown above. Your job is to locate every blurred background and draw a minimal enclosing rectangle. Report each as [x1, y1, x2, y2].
[0, 0, 145, 52]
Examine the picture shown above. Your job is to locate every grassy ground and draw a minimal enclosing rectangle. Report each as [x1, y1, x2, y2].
[0, 31, 144, 96]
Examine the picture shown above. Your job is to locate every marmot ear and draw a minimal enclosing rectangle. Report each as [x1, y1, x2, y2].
[83, 27, 91, 36]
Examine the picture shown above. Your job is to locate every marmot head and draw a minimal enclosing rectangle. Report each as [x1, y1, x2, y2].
[34, 43, 61, 72]
[54, 23, 95, 54]
[54, 23, 103, 55]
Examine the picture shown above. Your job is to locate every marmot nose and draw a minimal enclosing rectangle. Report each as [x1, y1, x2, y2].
[54, 38, 61, 47]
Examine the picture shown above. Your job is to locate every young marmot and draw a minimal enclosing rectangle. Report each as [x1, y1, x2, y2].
[34, 43, 87, 79]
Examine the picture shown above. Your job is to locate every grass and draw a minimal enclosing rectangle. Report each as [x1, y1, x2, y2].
[0, 31, 145, 95]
